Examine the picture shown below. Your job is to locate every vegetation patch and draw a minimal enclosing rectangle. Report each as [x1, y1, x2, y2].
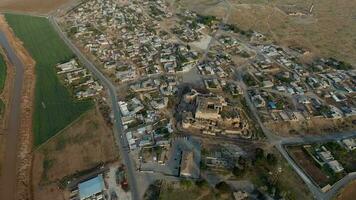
[0, 99, 4, 117]
[0, 53, 6, 93]
[5, 14, 93, 146]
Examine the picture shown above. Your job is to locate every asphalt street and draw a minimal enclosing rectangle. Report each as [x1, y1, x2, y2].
[49, 16, 140, 200]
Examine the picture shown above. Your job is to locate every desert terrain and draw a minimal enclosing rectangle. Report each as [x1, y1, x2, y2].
[177, 0, 356, 66]
[0, 0, 78, 14]
[32, 108, 118, 200]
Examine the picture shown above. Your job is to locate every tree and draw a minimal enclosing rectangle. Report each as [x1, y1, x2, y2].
[255, 148, 265, 161]
[215, 181, 231, 193]
[232, 166, 246, 178]
[266, 153, 277, 166]
[238, 156, 247, 168]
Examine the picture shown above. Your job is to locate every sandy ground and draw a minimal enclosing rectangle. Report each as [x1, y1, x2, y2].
[336, 180, 356, 200]
[0, 14, 36, 200]
[32, 108, 118, 200]
[0, 0, 77, 14]
[179, 0, 356, 65]
[266, 116, 356, 136]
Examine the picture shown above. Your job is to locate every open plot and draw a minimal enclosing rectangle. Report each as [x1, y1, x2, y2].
[288, 146, 329, 187]
[178, 0, 356, 65]
[0, 0, 75, 14]
[157, 181, 230, 200]
[32, 108, 118, 200]
[5, 14, 93, 146]
[336, 180, 356, 200]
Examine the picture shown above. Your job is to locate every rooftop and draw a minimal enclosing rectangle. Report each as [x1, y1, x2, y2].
[78, 174, 105, 200]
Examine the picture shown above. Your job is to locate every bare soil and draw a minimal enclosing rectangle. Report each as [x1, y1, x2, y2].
[289, 147, 328, 187]
[0, 14, 36, 200]
[32, 108, 118, 200]
[178, 0, 356, 65]
[336, 180, 356, 200]
[266, 116, 356, 137]
[0, 0, 78, 14]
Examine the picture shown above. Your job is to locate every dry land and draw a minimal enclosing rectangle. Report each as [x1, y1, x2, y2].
[0, 0, 76, 14]
[288, 146, 329, 187]
[32, 108, 118, 200]
[156, 180, 232, 200]
[177, 0, 356, 65]
[336, 180, 356, 200]
[266, 116, 356, 137]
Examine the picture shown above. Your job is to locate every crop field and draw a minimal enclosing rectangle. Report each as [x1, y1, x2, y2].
[0, 53, 6, 93]
[5, 14, 92, 146]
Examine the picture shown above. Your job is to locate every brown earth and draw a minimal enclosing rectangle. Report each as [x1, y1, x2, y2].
[289, 147, 328, 187]
[266, 116, 356, 137]
[178, 0, 356, 65]
[0, 14, 36, 200]
[32, 108, 118, 200]
[0, 0, 78, 14]
[336, 180, 356, 200]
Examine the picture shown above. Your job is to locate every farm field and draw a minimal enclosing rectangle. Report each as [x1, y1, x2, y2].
[0, 53, 6, 93]
[4, 14, 93, 146]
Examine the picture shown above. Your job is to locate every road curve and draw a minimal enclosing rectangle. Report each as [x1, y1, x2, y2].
[0, 31, 25, 200]
[48, 16, 140, 200]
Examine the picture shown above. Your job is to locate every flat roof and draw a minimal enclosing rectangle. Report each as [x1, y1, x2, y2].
[78, 174, 105, 200]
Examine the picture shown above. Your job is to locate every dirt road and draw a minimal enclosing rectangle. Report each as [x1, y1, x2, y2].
[0, 15, 35, 200]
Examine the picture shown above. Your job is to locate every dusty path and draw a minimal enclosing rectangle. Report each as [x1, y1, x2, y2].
[0, 14, 35, 200]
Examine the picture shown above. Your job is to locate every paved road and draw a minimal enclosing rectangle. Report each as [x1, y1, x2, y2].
[49, 16, 140, 200]
[233, 65, 356, 200]
[48, 6, 356, 199]
[0, 31, 24, 200]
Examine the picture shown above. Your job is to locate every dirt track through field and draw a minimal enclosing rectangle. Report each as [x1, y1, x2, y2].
[0, 15, 35, 200]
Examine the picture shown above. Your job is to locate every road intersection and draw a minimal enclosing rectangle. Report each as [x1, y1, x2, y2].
[49, 8, 356, 199]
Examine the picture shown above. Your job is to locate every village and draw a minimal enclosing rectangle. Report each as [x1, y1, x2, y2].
[57, 0, 356, 199]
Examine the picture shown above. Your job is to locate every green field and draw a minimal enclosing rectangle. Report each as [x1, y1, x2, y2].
[0, 99, 4, 117]
[5, 14, 93, 146]
[0, 53, 6, 94]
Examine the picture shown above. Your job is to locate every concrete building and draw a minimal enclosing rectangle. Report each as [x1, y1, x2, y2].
[342, 138, 356, 151]
[78, 174, 106, 200]
[195, 96, 226, 121]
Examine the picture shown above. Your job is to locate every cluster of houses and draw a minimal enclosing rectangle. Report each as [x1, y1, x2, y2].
[56, 59, 103, 99]
[65, 0, 200, 84]
[315, 146, 344, 173]
[117, 76, 180, 150]
[171, 10, 206, 42]
[243, 43, 355, 124]
[62, 0, 356, 186]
